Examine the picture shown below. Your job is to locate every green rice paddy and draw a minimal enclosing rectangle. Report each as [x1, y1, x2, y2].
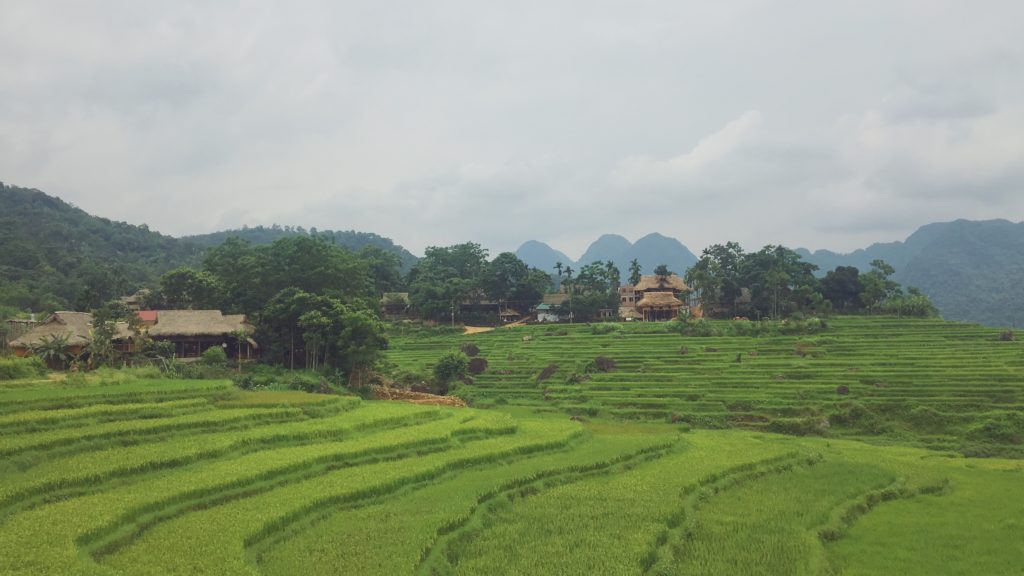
[0, 316, 1021, 574]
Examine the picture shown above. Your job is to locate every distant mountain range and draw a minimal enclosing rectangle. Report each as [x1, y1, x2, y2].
[515, 233, 698, 278]
[2, 181, 1021, 327]
[519, 220, 1024, 328]
[797, 219, 1024, 328]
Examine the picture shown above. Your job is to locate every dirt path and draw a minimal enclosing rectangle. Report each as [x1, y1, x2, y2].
[463, 326, 495, 335]
[371, 386, 467, 407]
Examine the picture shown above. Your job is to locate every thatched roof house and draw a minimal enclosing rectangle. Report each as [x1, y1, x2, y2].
[145, 310, 253, 338]
[380, 292, 411, 317]
[8, 312, 132, 357]
[142, 310, 256, 359]
[635, 292, 685, 322]
[542, 293, 569, 306]
[634, 274, 689, 293]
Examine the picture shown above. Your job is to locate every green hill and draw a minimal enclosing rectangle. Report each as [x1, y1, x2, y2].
[0, 183, 418, 312]
[799, 219, 1024, 327]
[185, 226, 419, 273]
[0, 182, 203, 312]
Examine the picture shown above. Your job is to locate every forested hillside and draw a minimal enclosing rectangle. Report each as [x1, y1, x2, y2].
[186, 227, 418, 273]
[799, 220, 1024, 327]
[0, 183, 418, 315]
[0, 183, 203, 312]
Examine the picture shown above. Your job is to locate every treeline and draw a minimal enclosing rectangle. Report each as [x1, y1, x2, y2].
[686, 242, 938, 319]
[407, 243, 553, 323]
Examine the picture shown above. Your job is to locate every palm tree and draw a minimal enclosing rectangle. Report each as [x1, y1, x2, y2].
[31, 333, 73, 370]
[605, 261, 621, 291]
[629, 259, 642, 286]
[563, 266, 574, 324]
[554, 261, 563, 279]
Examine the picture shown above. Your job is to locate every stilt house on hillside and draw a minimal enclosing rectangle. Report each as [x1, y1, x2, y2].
[623, 274, 690, 321]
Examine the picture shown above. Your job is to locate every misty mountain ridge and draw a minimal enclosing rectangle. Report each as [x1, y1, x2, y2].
[516, 233, 698, 277]
[2, 182, 1021, 327]
[797, 219, 1024, 327]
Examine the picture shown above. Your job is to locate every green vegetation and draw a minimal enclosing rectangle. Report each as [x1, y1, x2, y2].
[0, 314, 1022, 575]
[387, 316, 1024, 458]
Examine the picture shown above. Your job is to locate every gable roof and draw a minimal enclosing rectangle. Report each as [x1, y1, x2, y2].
[636, 292, 685, 309]
[542, 293, 569, 306]
[9, 312, 132, 349]
[634, 274, 689, 293]
[146, 310, 254, 338]
[137, 310, 158, 323]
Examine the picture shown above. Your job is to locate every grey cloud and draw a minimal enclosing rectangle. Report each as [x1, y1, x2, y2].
[1, 1, 1023, 257]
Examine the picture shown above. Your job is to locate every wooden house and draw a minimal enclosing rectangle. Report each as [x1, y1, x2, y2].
[632, 274, 691, 321]
[143, 310, 256, 360]
[8, 312, 132, 357]
[380, 292, 411, 318]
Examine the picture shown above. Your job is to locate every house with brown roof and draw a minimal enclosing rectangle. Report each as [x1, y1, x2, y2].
[626, 274, 691, 322]
[8, 312, 133, 357]
[142, 310, 257, 360]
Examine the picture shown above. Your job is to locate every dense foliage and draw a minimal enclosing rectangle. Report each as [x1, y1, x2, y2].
[408, 243, 551, 323]
[0, 183, 202, 312]
[686, 242, 936, 319]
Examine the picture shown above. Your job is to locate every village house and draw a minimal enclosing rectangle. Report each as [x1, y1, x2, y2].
[8, 310, 256, 361]
[8, 311, 133, 357]
[380, 292, 411, 319]
[623, 274, 691, 322]
[144, 310, 257, 360]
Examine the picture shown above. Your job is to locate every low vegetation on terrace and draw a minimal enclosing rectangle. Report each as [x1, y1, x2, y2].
[385, 316, 1024, 457]
[0, 370, 1021, 575]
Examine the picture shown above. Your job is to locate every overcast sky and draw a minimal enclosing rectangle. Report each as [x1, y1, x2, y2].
[2, 1, 1022, 259]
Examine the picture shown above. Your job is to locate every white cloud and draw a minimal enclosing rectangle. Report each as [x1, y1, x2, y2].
[1, 1, 1023, 257]
[609, 110, 763, 189]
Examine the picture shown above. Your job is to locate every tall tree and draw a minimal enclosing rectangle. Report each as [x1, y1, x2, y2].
[408, 243, 489, 322]
[821, 266, 864, 313]
[628, 259, 642, 286]
[158, 268, 224, 310]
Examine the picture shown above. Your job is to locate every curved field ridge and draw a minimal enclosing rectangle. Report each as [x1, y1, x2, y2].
[1, 317, 1023, 576]
[387, 317, 1024, 457]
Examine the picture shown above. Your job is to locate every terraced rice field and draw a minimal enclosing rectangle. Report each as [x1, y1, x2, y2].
[387, 317, 1024, 455]
[1, 316, 1022, 574]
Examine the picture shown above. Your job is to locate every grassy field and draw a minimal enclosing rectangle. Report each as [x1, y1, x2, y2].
[0, 316, 1021, 574]
[387, 316, 1024, 457]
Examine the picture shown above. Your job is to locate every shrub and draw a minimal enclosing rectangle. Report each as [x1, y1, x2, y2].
[468, 357, 488, 375]
[592, 356, 616, 372]
[967, 413, 1024, 444]
[591, 323, 621, 335]
[999, 330, 1014, 342]
[460, 343, 480, 357]
[836, 385, 850, 395]
[0, 356, 47, 380]
[433, 352, 469, 384]
[536, 363, 558, 383]
[200, 346, 228, 366]
[667, 319, 723, 337]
